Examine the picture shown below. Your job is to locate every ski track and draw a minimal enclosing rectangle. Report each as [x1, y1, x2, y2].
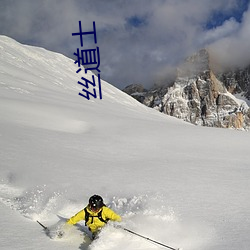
[0, 181, 212, 250]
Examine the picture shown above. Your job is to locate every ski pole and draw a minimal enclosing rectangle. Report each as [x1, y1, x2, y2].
[37, 220, 48, 231]
[122, 227, 180, 250]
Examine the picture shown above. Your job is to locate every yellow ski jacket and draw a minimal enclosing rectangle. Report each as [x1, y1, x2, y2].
[67, 206, 121, 233]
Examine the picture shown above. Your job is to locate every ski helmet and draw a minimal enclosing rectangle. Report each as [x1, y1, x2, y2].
[89, 195, 104, 210]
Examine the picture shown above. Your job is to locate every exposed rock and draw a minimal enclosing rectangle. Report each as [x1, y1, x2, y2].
[217, 66, 250, 99]
[123, 84, 147, 95]
[123, 49, 250, 130]
[123, 84, 147, 103]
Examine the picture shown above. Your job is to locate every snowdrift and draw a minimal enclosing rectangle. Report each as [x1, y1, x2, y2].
[0, 36, 250, 250]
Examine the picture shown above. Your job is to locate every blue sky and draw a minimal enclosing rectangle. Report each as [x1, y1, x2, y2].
[0, 0, 249, 89]
[206, 0, 249, 29]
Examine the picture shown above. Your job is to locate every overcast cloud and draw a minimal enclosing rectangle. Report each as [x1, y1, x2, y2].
[0, 0, 249, 89]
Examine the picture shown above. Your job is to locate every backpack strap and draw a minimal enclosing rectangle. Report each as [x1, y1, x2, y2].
[97, 209, 110, 224]
[84, 207, 90, 226]
[84, 206, 110, 226]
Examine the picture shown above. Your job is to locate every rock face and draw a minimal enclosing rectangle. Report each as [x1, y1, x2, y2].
[217, 66, 250, 100]
[124, 49, 250, 130]
[123, 84, 147, 103]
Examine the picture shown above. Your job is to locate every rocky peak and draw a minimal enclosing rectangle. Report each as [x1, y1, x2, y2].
[123, 84, 148, 103]
[217, 66, 250, 100]
[123, 49, 250, 130]
[123, 83, 147, 95]
[177, 48, 210, 78]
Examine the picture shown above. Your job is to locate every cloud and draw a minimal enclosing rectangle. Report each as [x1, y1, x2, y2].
[209, 3, 250, 68]
[200, 18, 240, 45]
[0, 0, 249, 89]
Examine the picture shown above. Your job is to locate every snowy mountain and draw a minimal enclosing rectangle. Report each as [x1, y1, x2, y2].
[0, 36, 250, 250]
[217, 65, 250, 100]
[124, 49, 250, 130]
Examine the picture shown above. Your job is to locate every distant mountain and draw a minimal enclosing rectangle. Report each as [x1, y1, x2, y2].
[123, 49, 250, 130]
[217, 66, 250, 100]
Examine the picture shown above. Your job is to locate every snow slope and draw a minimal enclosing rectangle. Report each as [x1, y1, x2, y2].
[0, 35, 250, 250]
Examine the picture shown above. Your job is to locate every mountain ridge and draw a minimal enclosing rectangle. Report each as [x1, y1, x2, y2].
[123, 49, 250, 130]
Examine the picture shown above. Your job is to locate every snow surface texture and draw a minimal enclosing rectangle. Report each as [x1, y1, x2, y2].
[0, 35, 250, 250]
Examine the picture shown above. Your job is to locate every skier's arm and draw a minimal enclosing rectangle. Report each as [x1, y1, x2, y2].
[67, 209, 85, 225]
[104, 207, 122, 222]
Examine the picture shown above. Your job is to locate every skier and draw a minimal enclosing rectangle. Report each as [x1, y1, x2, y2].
[66, 194, 121, 239]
